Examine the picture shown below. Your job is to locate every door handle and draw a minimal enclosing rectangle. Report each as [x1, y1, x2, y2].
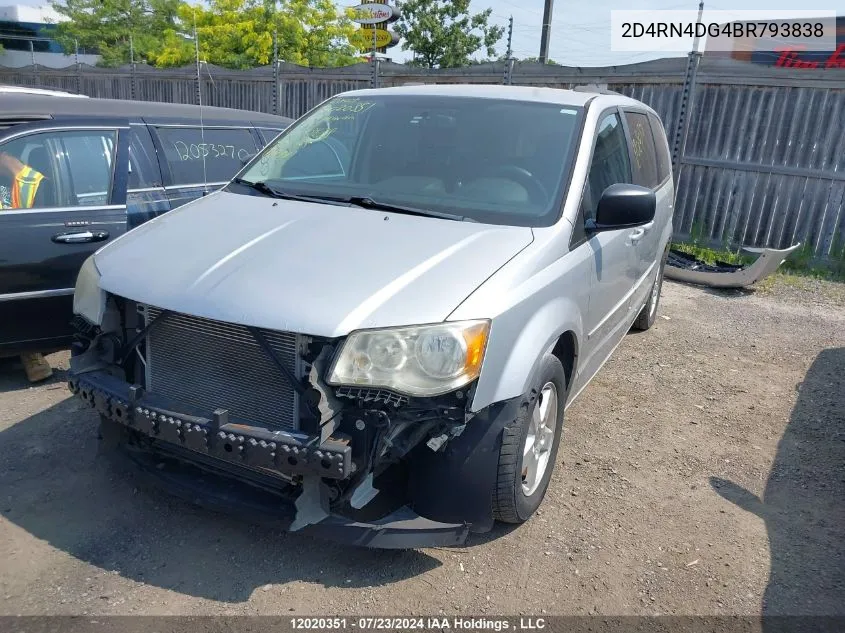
[628, 228, 646, 243]
[52, 230, 110, 244]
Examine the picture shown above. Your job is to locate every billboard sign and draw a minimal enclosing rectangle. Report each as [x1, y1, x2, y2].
[350, 2, 398, 25]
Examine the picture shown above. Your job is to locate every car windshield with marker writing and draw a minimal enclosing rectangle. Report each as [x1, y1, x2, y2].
[232, 94, 584, 227]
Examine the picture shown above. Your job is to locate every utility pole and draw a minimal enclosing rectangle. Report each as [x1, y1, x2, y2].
[539, 0, 554, 64]
[502, 15, 514, 85]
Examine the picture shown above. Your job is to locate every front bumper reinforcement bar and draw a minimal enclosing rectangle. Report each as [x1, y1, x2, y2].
[68, 370, 352, 480]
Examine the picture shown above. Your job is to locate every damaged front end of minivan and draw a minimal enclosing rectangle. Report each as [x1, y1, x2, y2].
[67, 293, 518, 548]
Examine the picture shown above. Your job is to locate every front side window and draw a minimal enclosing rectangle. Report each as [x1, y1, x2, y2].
[154, 127, 258, 185]
[0, 129, 116, 209]
[583, 112, 632, 221]
[238, 95, 584, 227]
[570, 112, 632, 246]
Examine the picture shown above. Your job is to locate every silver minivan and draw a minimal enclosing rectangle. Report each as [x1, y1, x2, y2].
[68, 85, 673, 548]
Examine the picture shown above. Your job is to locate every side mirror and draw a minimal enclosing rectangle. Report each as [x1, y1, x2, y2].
[586, 183, 656, 233]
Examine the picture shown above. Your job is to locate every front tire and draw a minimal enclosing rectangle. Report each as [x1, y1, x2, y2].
[492, 354, 566, 524]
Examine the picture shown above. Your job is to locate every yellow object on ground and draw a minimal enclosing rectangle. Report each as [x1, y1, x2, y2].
[20, 352, 53, 382]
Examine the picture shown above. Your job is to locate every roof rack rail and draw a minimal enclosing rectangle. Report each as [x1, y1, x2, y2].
[0, 84, 88, 98]
[571, 84, 622, 96]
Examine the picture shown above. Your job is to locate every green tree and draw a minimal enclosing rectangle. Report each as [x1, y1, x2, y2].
[51, 0, 358, 69]
[51, 0, 182, 66]
[518, 56, 560, 65]
[394, 0, 504, 68]
[150, 0, 359, 69]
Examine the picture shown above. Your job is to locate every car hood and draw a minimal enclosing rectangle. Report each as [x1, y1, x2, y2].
[95, 191, 534, 337]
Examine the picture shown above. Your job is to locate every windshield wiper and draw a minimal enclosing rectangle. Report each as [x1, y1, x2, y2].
[232, 181, 472, 221]
[232, 178, 347, 206]
[345, 196, 472, 222]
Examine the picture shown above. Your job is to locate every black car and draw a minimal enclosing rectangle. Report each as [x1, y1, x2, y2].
[0, 93, 292, 355]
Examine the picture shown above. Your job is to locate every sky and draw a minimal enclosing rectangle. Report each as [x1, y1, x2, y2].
[8, 0, 841, 67]
[354, 0, 841, 66]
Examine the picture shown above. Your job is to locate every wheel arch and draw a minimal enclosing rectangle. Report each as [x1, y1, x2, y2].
[550, 329, 578, 400]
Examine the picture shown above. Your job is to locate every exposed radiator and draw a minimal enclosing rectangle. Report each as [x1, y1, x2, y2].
[139, 305, 305, 431]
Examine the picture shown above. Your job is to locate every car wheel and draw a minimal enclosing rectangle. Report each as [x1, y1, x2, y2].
[493, 354, 566, 524]
[632, 247, 668, 332]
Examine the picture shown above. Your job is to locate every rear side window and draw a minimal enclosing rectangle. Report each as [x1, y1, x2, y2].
[128, 125, 162, 189]
[624, 111, 660, 189]
[648, 112, 672, 184]
[63, 133, 116, 206]
[153, 127, 258, 185]
[258, 128, 286, 145]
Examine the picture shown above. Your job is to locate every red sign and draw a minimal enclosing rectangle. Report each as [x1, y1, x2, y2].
[774, 43, 845, 68]
[711, 15, 844, 69]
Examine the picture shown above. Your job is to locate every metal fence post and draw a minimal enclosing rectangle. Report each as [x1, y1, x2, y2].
[75, 39, 82, 95]
[130, 35, 137, 101]
[272, 30, 280, 115]
[503, 15, 514, 85]
[194, 23, 202, 107]
[671, 50, 700, 192]
[29, 40, 40, 86]
[671, 0, 704, 193]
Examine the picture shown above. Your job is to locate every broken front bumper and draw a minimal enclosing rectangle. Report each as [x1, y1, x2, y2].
[69, 369, 472, 548]
[119, 437, 471, 549]
[665, 243, 802, 289]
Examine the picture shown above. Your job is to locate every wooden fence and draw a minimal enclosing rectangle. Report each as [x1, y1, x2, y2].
[1, 57, 843, 260]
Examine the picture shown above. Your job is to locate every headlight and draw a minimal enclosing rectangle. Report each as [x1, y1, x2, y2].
[73, 255, 106, 325]
[327, 320, 490, 397]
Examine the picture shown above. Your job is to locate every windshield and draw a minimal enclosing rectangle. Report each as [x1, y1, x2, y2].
[235, 94, 584, 226]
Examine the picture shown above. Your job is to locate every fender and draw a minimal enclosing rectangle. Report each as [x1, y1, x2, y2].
[450, 230, 592, 413]
[469, 295, 582, 412]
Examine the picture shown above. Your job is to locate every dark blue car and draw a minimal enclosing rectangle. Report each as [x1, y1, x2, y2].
[0, 92, 292, 354]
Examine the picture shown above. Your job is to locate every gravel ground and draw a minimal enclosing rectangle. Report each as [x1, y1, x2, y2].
[1, 277, 843, 616]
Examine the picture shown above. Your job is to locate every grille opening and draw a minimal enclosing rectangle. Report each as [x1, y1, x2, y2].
[140, 305, 306, 431]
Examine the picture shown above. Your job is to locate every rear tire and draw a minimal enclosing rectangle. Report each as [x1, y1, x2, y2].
[492, 354, 566, 524]
[632, 247, 668, 332]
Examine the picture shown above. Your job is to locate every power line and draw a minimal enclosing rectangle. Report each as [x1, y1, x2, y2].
[496, 0, 542, 15]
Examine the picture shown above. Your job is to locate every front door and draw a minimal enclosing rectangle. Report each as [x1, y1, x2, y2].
[622, 109, 667, 309]
[570, 110, 640, 392]
[0, 123, 129, 352]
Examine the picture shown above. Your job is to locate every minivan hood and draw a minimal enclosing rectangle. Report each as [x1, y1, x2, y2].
[95, 191, 533, 337]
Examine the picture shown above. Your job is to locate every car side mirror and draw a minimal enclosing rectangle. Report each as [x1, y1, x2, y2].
[585, 183, 656, 233]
